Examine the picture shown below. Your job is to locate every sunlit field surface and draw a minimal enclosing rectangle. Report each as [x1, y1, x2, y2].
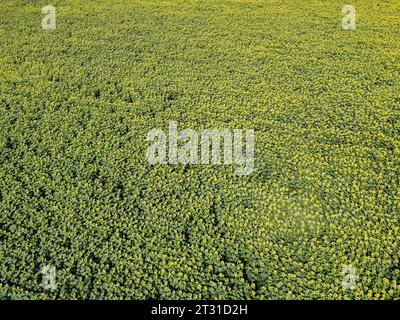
[0, 0, 399, 299]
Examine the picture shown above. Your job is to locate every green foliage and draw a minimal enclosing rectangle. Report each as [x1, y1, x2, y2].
[0, 0, 399, 299]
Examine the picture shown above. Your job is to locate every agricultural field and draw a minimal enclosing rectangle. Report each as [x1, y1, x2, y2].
[0, 0, 399, 300]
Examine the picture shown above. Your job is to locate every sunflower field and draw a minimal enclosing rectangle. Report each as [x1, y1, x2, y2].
[0, 0, 399, 299]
